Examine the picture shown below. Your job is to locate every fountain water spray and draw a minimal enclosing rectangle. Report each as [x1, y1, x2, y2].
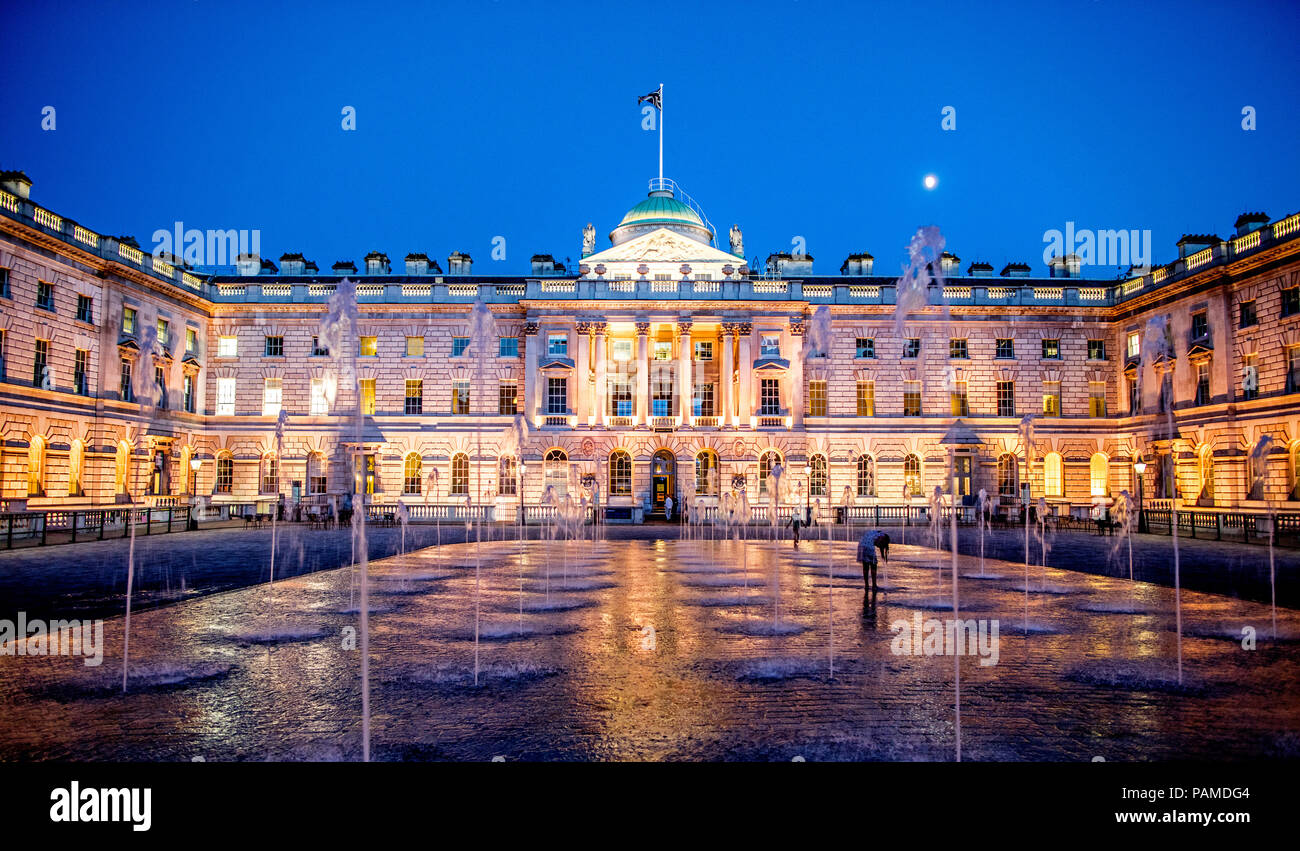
[976, 488, 988, 575]
[767, 462, 784, 626]
[1250, 434, 1277, 638]
[1018, 414, 1035, 639]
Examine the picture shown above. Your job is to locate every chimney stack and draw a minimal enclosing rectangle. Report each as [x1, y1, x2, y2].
[839, 252, 874, 275]
[364, 251, 390, 275]
[0, 170, 32, 200]
[447, 251, 473, 275]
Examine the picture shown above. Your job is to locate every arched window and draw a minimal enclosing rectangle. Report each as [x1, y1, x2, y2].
[903, 454, 922, 498]
[499, 456, 517, 496]
[403, 453, 422, 495]
[609, 450, 632, 496]
[759, 450, 782, 494]
[1197, 448, 1213, 504]
[68, 440, 84, 497]
[1090, 453, 1109, 498]
[215, 453, 234, 494]
[1043, 452, 1062, 497]
[856, 454, 875, 497]
[115, 441, 131, 496]
[307, 452, 327, 495]
[695, 449, 719, 494]
[450, 453, 470, 495]
[260, 453, 279, 494]
[544, 448, 568, 496]
[809, 454, 827, 497]
[27, 436, 46, 497]
[1290, 445, 1300, 501]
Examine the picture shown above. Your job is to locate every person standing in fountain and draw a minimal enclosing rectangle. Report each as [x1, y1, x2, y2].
[786, 507, 805, 548]
[857, 529, 890, 603]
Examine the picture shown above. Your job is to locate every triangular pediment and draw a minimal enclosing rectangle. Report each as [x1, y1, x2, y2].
[584, 228, 741, 266]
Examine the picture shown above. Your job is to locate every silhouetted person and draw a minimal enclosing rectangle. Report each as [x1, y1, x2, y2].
[857, 529, 890, 598]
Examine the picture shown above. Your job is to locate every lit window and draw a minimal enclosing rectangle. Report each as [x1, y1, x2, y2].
[359, 378, 376, 415]
[1043, 382, 1061, 416]
[809, 454, 827, 496]
[1042, 338, 1060, 359]
[403, 454, 422, 495]
[183, 374, 194, 412]
[122, 307, 138, 334]
[1087, 339, 1106, 360]
[694, 450, 718, 494]
[694, 341, 713, 361]
[499, 456, 517, 495]
[359, 336, 378, 357]
[157, 319, 169, 347]
[217, 335, 237, 357]
[1127, 332, 1140, 358]
[261, 378, 282, 417]
[1044, 453, 1062, 497]
[758, 450, 782, 494]
[405, 336, 424, 357]
[807, 380, 827, 417]
[498, 380, 517, 415]
[653, 340, 672, 361]
[609, 451, 632, 496]
[1089, 382, 1107, 417]
[310, 378, 329, 415]
[186, 328, 197, 353]
[903, 381, 922, 416]
[216, 377, 236, 416]
[405, 380, 423, 414]
[856, 455, 875, 497]
[261, 454, 279, 494]
[1090, 453, 1109, 498]
[215, 455, 233, 494]
[452, 379, 470, 414]
[950, 380, 969, 416]
[856, 380, 874, 416]
[612, 339, 633, 361]
[903, 454, 922, 497]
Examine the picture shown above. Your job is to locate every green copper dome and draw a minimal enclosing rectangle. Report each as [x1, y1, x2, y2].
[617, 192, 705, 229]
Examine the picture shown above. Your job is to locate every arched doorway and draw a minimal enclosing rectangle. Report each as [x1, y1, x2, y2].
[651, 449, 676, 518]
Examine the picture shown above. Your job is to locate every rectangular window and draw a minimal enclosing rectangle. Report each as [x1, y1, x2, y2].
[264, 335, 283, 357]
[405, 336, 424, 357]
[74, 349, 89, 396]
[949, 338, 969, 359]
[1283, 286, 1300, 318]
[652, 379, 673, 416]
[1127, 331, 1140, 358]
[261, 456, 278, 495]
[1043, 382, 1061, 416]
[546, 377, 567, 414]
[1087, 339, 1106, 360]
[154, 366, 167, 409]
[183, 374, 195, 413]
[1191, 311, 1209, 340]
[0, 268, 8, 298]
[608, 380, 632, 417]
[311, 336, 329, 357]
[1287, 347, 1300, 394]
[498, 380, 518, 415]
[262, 378, 282, 417]
[122, 307, 137, 335]
[903, 338, 921, 358]
[76, 294, 93, 324]
[1195, 364, 1211, 405]
[498, 336, 518, 358]
[950, 380, 969, 416]
[217, 335, 237, 357]
[693, 340, 713, 361]
[310, 378, 329, 414]
[611, 339, 632, 361]
[995, 338, 1015, 359]
[903, 381, 922, 416]
[157, 319, 169, 348]
[807, 380, 827, 417]
[997, 380, 1016, 417]
[855, 338, 875, 359]
[185, 328, 197, 353]
[452, 379, 469, 414]
[653, 340, 672, 361]
[547, 334, 567, 357]
[359, 378, 376, 415]
[0, 329, 6, 380]
[759, 379, 780, 415]
[1239, 299, 1257, 328]
[760, 335, 781, 357]
[1042, 338, 1060, 359]
[359, 336, 378, 357]
[405, 379, 423, 414]
[694, 382, 715, 417]
[33, 339, 48, 388]
[36, 281, 54, 311]
[120, 358, 132, 401]
[452, 337, 470, 357]
[1242, 354, 1259, 400]
[216, 377, 236, 415]
[1089, 382, 1107, 417]
[856, 380, 875, 416]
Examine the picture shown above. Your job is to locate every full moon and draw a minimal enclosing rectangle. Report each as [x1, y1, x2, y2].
[924, 174, 938, 190]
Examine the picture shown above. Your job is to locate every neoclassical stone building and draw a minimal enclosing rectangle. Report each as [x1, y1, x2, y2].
[1, 169, 1298, 521]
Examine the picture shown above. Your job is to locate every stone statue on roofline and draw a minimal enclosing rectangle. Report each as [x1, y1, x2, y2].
[582, 223, 596, 257]
[729, 224, 744, 257]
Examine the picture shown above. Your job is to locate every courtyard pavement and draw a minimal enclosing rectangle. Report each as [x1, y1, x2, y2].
[0, 534, 1296, 761]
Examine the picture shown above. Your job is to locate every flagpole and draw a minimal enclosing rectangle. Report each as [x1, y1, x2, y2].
[658, 83, 663, 182]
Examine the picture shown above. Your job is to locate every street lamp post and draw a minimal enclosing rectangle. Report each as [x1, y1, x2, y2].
[1134, 458, 1148, 533]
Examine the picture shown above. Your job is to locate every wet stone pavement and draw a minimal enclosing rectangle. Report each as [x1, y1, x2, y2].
[0, 530, 1297, 762]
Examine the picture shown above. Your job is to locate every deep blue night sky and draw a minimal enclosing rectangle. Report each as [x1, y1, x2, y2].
[2, 0, 1297, 277]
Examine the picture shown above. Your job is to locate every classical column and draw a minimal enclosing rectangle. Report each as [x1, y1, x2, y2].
[523, 322, 539, 426]
[575, 321, 591, 425]
[737, 323, 753, 426]
[635, 321, 650, 428]
[720, 323, 736, 428]
[677, 319, 693, 427]
[789, 318, 805, 428]
[593, 322, 607, 428]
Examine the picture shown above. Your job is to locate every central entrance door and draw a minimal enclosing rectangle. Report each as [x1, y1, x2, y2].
[651, 450, 676, 518]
